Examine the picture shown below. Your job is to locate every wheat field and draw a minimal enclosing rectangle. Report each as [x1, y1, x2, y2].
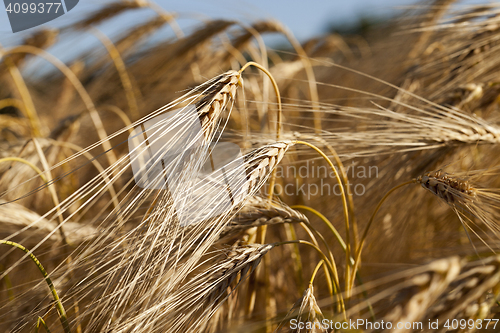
[1, 0, 500, 332]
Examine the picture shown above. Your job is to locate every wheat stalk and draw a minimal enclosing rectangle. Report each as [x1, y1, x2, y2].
[92, 28, 140, 119]
[0, 240, 71, 333]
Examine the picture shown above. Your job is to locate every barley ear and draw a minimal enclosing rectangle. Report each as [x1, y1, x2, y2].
[416, 170, 477, 206]
[196, 70, 242, 136]
[219, 196, 308, 241]
[245, 141, 295, 190]
[277, 284, 327, 333]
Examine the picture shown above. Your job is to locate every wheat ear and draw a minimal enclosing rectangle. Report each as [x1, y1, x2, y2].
[0, 44, 42, 136]
[277, 284, 327, 333]
[414, 169, 497, 252]
[219, 196, 308, 241]
[147, 244, 273, 332]
[1, 46, 117, 167]
[196, 70, 241, 135]
[416, 170, 477, 205]
[245, 141, 295, 190]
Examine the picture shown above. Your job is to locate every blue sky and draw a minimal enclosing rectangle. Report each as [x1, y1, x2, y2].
[0, 0, 424, 43]
[149, 0, 422, 41]
[1, 1, 493, 42]
[0, 0, 492, 68]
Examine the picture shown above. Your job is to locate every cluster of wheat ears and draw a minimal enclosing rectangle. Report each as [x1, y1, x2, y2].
[2, 0, 500, 332]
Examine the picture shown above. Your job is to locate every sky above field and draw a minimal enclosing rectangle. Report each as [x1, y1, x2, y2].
[0, 0, 429, 41]
[0, 0, 494, 41]
[0, 0, 493, 72]
[151, 0, 422, 41]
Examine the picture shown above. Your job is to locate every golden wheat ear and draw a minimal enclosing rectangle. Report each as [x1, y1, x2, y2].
[218, 196, 308, 242]
[413, 168, 500, 256]
[415, 169, 484, 213]
[195, 70, 241, 135]
[244, 141, 295, 190]
[276, 284, 327, 333]
[1, 29, 58, 68]
[144, 244, 273, 332]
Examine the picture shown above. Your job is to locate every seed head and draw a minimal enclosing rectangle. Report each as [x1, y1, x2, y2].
[245, 141, 295, 189]
[416, 170, 476, 205]
[196, 70, 241, 133]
